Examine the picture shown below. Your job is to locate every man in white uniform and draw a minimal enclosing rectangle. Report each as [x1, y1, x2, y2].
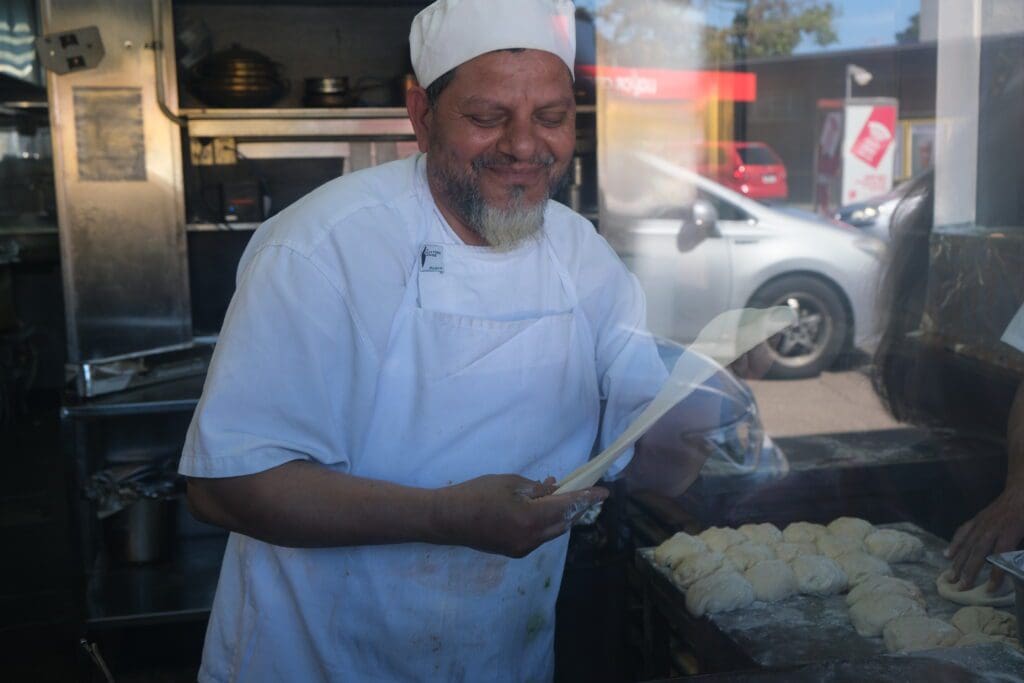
[181, 1, 686, 680]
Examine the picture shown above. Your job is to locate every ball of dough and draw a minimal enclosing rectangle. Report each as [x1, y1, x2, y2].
[725, 542, 776, 571]
[791, 554, 848, 596]
[654, 532, 708, 569]
[783, 521, 828, 544]
[673, 551, 729, 588]
[935, 569, 1015, 607]
[816, 533, 864, 559]
[846, 575, 924, 607]
[849, 593, 925, 637]
[698, 527, 747, 553]
[864, 529, 924, 563]
[950, 606, 1018, 638]
[955, 632, 1022, 650]
[883, 615, 961, 653]
[827, 517, 874, 541]
[685, 569, 755, 617]
[744, 559, 799, 602]
[738, 522, 783, 546]
[834, 551, 892, 586]
[775, 541, 818, 563]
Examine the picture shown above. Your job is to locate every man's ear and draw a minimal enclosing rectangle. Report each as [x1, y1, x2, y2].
[406, 86, 432, 153]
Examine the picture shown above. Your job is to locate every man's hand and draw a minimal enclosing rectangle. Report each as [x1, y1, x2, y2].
[433, 474, 608, 558]
[946, 487, 1024, 591]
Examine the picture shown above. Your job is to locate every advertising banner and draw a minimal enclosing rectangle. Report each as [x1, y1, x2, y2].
[841, 100, 898, 204]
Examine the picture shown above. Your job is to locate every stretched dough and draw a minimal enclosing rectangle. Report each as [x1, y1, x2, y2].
[936, 569, 1014, 607]
[685, 569, 755, 617]
[864, 529, 924, 563]
[827, 517, 874, 541]
[950, 606, 1018, 638]
[775, 541, 817, 563]
[848, 593, 925, 637]
[738, 523, 783, 546]
[673, 551, 730, 588]
[724, 542, 776, 571]
[698, 527, 747, 553]
[834, 551, 892, 586]
[883, 615, 961, 653]
[744, 559, 798, 602]
[846, 575, 924, 607]
[791, 555, 848, 596]
[653, 532, 707, 569]
[783, 521, 827, 544]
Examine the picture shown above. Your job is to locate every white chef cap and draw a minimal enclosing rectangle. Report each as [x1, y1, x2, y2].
[410, 0, 576, 88]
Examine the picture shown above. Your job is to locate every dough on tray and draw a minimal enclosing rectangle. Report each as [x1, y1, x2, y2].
[775, 541, 818, 563]
[685, 569, 755, 617]
[827, 517, 874, 541]
[790, 555, 848, 596]
[955, 632, 1022, 650]
[864, 529, 924, 563]
[935, 569, 1014, 607]
[653, 532, 708, 569]
[816, 533, 864, 559]
[782, 521, 828, 544]
[846, 575, 924, 607]
[744, 559, 799, 602]
[848, 593, 925, 637]
[698, 527, 747, 553]
[725, 542, 776, 571]
[673, 551, 730, 588]
[950, 606, 1018, 638]
[834, 551, 892, 586]
[883, 615, 961, 654]
[738, 523, 783, 546]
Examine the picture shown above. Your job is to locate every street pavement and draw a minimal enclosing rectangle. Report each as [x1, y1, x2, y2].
[747, 364, 903, 438]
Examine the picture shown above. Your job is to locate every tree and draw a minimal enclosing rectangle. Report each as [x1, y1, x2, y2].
[591, 0, 840, 67]
[704, 0, 840, 63]
[895, 12, 920, 45]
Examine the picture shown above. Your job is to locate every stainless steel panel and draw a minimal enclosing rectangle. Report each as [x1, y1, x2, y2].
[184, 113, 415, 139]
[42, 0, 190, 367]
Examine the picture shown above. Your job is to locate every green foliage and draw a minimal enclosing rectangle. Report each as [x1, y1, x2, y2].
[704, 0, 840, 63]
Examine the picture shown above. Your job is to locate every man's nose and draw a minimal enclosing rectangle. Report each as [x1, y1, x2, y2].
[498, 115, 541, 161]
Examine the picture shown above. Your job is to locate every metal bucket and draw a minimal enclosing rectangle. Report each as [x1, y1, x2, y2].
[102, 497, 174, 564]
[986, 551, 1024, 638]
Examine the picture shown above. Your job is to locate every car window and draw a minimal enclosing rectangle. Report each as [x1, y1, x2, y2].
[697, 189, 750, 222]
[736, 146, 779, 165]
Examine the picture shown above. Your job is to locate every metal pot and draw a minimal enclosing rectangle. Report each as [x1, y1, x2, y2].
[189, 44, 287, 108]
[303, 77, 358, 108]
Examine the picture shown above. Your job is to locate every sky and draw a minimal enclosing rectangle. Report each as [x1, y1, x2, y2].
[702, 0, 920, 54]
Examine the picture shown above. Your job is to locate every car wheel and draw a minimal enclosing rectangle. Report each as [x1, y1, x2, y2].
[748, 275, 849, 380]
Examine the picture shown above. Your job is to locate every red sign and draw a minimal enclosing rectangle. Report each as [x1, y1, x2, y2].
[850, 106, 896, 168]
[575, 65, 756, 102]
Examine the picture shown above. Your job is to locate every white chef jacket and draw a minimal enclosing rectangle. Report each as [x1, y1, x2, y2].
[179, 153, 667, 682]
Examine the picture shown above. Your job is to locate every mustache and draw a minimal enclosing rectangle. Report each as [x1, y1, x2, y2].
[471, 153, 556, 172]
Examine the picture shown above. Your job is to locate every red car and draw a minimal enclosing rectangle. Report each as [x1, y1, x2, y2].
[696, 141, 789, 200]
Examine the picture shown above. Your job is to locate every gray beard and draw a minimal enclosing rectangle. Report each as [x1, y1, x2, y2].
[430, 153, 568, 252]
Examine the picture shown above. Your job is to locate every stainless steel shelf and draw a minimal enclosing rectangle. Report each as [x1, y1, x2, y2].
[187, 222, 260, 232]
[182, 107, 415, 138]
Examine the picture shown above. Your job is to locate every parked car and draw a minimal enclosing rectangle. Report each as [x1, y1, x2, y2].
[696, 141, 789, 201]
[834, 174, 924, 242]
[604, 153, 886, 380]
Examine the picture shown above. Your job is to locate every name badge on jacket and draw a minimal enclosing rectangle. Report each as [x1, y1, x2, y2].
[420, 244, 444, 274]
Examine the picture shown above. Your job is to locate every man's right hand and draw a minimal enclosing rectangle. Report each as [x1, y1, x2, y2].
[433, 474, 608, 558]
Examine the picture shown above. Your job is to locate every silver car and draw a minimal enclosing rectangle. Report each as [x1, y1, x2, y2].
[603, 156, 886, 379]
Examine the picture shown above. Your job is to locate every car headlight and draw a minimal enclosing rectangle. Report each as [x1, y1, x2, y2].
[848, 206, 879, 225]
[854, 236, 887, 260]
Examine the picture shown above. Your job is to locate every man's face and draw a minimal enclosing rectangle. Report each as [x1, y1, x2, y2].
[422, 49, 576, 247]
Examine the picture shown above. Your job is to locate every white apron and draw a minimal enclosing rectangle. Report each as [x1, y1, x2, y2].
[199, 215, 602, 683]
